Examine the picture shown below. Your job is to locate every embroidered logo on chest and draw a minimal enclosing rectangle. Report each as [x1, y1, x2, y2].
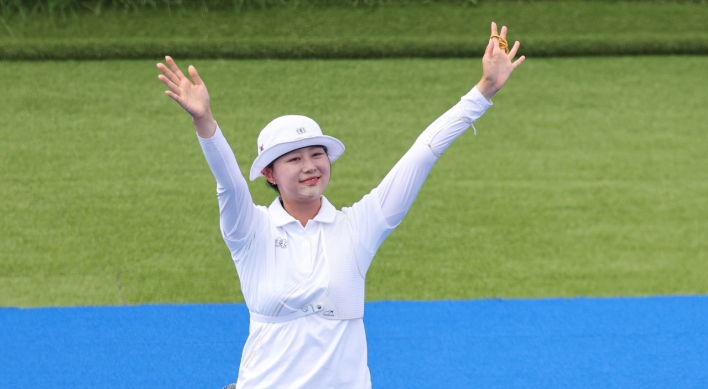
[274, 237, 288, 249]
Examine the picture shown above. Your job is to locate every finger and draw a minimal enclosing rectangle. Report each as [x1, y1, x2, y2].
[508, 41, 520, 59]
[165, 90, 184, 105]
[166, 56, 187, 81]
[157, 62, 181, 86]
[188, 65, 204, 86]
[500, 26, 508, 40]
[490, 21, 499, 54]
[158, 74, 181, 95]
[512, 55, 526, 69]
[484, 38, 494, 58]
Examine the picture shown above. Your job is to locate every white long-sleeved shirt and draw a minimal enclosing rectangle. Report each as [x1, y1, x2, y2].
[198, 87, 491, 388]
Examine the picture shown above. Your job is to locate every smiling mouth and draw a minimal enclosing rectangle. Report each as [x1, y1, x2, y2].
[300, 177, 320, 185]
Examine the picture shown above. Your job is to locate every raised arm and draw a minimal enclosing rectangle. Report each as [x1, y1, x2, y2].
[377, 22, 525, 227]
[157, 57, 255, 243]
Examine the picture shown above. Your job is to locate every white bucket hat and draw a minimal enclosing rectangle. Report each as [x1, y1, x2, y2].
[249, 115, 345, 181]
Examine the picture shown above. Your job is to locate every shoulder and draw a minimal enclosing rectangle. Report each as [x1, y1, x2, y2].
[224, 204, 275, 252]
[341, 188, 385, 222]
[341, 188, 393, 239]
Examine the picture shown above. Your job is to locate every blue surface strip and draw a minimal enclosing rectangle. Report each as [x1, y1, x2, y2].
[2, 296, 707, 388]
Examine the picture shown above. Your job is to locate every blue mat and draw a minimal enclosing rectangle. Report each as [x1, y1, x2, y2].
[2, 296, 707, 388]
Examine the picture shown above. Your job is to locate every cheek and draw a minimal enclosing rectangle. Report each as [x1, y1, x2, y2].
[319, 163, 331, 181]
[271, 163, 294, 183]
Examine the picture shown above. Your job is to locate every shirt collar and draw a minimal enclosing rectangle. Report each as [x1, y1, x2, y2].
[268, 196, 337, 227]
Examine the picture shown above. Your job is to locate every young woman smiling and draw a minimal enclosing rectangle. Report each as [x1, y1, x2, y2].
[157, 22, 524, 389]
[263, 144, 332, 225]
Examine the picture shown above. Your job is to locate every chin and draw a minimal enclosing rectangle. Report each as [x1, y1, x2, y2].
[297, 186, 324, 199]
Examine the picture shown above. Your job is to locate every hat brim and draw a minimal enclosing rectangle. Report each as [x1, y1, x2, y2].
[249, 135, 345, 181]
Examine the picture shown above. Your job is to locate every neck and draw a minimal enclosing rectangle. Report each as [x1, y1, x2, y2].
[281, 196, 322, 227]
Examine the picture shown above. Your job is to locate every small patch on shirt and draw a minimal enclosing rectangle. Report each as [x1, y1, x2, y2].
[275, 237, 288, 249]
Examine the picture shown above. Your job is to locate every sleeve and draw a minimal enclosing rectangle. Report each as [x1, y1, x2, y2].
[197, 124, 257, 247]
[377, 86, 493, 227]
[342, 189, 394, 275]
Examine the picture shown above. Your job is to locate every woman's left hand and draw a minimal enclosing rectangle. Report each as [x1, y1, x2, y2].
[476, 22, 526, 101]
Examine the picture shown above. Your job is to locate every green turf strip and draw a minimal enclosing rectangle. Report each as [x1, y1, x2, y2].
[2, 2, 708, 59]
[1, 56, 707, 306]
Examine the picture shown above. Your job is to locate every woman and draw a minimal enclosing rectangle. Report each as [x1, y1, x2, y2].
[157, 22, 524, 389]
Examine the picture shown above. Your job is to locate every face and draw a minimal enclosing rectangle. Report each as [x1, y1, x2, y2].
[263, 146, 331, 203]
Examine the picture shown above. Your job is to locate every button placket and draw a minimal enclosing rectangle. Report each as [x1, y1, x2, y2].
[301, 239, 312, 267]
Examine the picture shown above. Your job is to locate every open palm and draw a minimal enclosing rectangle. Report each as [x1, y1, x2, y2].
[477, 22, 526, 100]
[157, 56, 211, 119]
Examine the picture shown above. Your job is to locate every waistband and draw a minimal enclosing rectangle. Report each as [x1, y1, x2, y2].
[250, 303, 324, 324]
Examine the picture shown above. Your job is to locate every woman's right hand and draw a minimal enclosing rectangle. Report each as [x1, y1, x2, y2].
[157, 56, 216, 138]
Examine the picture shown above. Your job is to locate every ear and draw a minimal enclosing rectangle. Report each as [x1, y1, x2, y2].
[262, 166, 275, 184]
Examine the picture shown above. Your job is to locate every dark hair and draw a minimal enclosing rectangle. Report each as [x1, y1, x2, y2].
[264, 145, 329, 194]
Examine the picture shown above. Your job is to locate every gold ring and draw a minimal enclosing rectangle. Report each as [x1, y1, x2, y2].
[490, 34, 510, 54]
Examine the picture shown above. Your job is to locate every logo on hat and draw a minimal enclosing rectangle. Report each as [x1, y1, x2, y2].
[259, 144, 264, 152]
[296, 127, 306, 134]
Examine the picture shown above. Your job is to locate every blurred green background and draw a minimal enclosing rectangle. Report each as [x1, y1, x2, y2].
[2, 0, 708, 58]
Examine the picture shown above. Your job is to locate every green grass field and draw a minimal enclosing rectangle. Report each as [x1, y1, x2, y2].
[2, 2, 708, 58]
[1, 56, 707, 306]
[5, 1, 706, 40]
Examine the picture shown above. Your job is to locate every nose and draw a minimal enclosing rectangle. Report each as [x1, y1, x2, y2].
[301, 155, 317, 173]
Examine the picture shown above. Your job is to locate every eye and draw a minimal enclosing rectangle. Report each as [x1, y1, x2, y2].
[287, 157, 300, 162]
